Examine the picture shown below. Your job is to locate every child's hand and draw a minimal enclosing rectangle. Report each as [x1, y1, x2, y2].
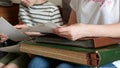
[0, 33, 9, 43]
[14, 24, 29, 29]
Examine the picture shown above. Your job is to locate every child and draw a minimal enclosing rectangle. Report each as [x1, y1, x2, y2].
[15, 0, 62, 29]
[0, 0, 62, 68]
[29, 0, 120, 68]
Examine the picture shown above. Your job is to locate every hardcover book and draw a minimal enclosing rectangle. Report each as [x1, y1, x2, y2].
[35, 34, 120, 48]
[20, 41, 120, 67]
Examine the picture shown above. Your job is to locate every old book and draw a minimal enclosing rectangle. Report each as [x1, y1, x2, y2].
[35, 34, 120, 48]
[20, 41, 120, 67]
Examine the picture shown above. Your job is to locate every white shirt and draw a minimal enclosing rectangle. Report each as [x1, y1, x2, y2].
[70, 0, 120, 24]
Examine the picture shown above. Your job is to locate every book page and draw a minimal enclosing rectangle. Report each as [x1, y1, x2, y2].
[20, 22, 60, 33]
[0, 17, 29, 41]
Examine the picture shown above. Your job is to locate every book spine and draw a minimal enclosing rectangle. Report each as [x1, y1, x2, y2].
[89, 53, 100, 66]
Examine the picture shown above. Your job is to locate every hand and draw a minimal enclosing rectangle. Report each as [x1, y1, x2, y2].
[15, 24, 43, 37]
[0, 33, 9, 43]
[14, 24, 29, 29]
[24, 32, 43, 37]
[53, 23, 87, 41]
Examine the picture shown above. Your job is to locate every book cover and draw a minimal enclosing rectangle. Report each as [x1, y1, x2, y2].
[35, 34, 120, 48]
[20, 41, 120, 67]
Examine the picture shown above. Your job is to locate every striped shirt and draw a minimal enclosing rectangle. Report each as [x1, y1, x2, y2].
[19, 1, 62, 26]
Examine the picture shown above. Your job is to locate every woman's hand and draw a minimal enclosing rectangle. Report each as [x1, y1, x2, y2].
[0, 33, 9, 43]
[53, 23, 87, 41]
[24, 32, 42, 37]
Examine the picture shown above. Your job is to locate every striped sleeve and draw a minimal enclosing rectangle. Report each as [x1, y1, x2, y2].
[50, 6, 63, 25]
[19, 4, 33, 26]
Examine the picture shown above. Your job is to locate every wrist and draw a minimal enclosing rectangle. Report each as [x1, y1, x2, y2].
[83, 24, 92, 37]
[76, 23, 90, 38]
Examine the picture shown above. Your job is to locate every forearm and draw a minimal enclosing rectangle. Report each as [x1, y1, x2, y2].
[83, 23, 120, 38]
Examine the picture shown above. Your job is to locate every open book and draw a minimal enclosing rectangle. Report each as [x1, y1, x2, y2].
[0, 17, 60, 52]
[20, 22, 60, 33]
[0, 17, 60, 41]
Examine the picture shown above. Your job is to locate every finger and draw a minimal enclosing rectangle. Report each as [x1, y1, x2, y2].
[57, 32, 72, 39]
[53, 24, 70, 32]
[25, 32, 42, 36]
[14, 25, 22, 29]
[70, 35, 84, 41]
[57, 27, 70, 33]
[0, 38, 7, 43]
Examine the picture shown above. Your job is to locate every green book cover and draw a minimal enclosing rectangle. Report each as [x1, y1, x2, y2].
[21, 41, 120, 67]
[34, 34, 120, 48]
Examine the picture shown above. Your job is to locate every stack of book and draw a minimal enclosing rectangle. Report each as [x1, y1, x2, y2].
[20, 34, 120, 67]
